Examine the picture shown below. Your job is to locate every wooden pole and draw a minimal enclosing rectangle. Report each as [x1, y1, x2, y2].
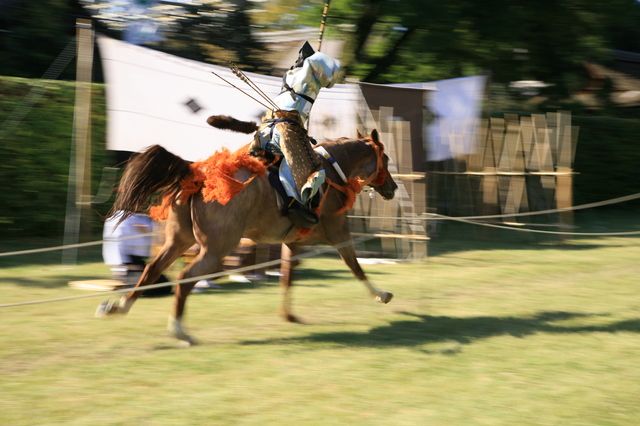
[556, 166, 573, 233]
[556, 118, 575, 235]
[62, 19, 94, 264]
[318, 0, 331, 51]
[75, 19, 94, 213]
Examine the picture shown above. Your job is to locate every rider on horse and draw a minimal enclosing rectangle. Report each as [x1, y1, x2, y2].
[250, 41, 342, 227]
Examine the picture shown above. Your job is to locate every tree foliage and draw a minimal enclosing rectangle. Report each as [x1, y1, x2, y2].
[0, 0, 269, 78]
[156, 2, 268, 73]
[325, 0, 640, 98]
[2, 0, 639, 96]
[0, 0, 88, 79]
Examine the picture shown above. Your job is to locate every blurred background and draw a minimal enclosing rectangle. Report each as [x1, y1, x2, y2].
[1, 0, 639, 249]
[2, 3, 640, 424]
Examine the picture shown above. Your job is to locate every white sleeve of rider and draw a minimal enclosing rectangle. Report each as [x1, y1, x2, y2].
[306, 52, 342, 89]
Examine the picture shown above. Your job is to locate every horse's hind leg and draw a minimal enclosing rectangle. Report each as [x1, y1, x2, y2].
[279, 243, 302, 323]
[96, 206, 195, 316]
[336, 242, 393, 304]
[168, 251, 223, 345]
[128, 237, 195, 309]
[168, 225, 245, 344]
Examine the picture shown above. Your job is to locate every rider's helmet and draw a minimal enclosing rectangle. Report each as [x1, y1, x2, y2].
[292, 41, 316, 69]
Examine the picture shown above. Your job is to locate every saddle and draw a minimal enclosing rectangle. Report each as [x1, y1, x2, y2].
[267, 160, 321, 229]
[251, 110, 323, 229]
[205, 111, 321, 228]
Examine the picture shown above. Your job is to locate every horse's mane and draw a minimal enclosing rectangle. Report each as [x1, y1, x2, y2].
[317, 136, 375, 172]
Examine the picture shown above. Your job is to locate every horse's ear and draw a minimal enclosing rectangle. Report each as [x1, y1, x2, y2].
[356, 129, 365, 139]
[370, 129, 380, 144]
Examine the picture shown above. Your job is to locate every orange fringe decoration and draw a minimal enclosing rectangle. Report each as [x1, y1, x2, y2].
[321, 177, 365, 216]
[337, 178, 365, 214]
[296, 178, 364, 239]
[149, 197, 172, 221]
[296, 227, 314, 238]
[149, 148, 266, 221]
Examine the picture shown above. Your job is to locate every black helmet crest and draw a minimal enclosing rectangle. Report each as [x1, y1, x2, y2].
[293, 41, 316, 68]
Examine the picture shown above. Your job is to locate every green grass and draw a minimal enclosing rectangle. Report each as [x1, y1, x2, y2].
[1, 233, 640, 425]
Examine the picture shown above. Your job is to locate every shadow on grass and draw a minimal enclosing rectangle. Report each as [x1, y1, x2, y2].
[0, 274, 107, 289]
[292, 267, 390, 285]
[241, 311, 640, 353]
[428, 233, 622, 258]
[0, 241, 104, 268]
[427, 211, 640, 257]
[0, 264, 363, 291]
[193, 265, 386, 293]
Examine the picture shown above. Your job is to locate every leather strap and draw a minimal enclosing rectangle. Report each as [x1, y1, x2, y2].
[314, 146, 348, 183]
[280, 74, 316, 105]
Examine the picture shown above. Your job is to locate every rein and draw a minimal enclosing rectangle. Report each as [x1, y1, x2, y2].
[364, 139, 387, 187]
[316, 139, 387, 215]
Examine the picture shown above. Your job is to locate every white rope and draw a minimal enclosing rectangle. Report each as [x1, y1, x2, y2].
[2, 192, 639, 258]
[434, 214, 640, 236]
[0, 237, 371, 309]
[347, 192, 640, 222]
[0, 232, 157, 258]
[348, 214, 427, 220]
[439, 192, 640, 220]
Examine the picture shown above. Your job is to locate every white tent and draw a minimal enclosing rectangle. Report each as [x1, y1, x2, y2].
[99, 37, 486, 164]
[98, 37, 361, 161]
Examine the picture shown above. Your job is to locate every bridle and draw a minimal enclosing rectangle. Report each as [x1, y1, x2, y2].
[314, 137, 388, 215]
[363, 138, 388, 188]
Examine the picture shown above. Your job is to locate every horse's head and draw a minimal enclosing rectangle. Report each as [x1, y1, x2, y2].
[361, 129, 398, 200]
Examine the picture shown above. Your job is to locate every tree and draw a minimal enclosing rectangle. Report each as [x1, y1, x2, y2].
[326, 0, 640, 98]
[157, 1, 268, 73]
[0, 0, 89, 79]
[0, 0, 269, 79]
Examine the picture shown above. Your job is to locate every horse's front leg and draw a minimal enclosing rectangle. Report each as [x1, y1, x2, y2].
[336, 241, 393, 304]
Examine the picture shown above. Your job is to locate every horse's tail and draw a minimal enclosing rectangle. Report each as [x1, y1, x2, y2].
[207, 115, 258, 134]
[110, 145, 191, 223]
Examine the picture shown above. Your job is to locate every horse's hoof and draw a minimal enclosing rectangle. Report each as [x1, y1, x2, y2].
[282, 312, 304, 324]
[168, 317, 197, 346]
[95, 297, 131, 317]
[168, 328, 197, 346]
[177, 339, 196, 348]
[176, 335, 198, 347]
[375, 292, 393, 304]
[171, 330, 197, 346]
[95, 299, 120, 317]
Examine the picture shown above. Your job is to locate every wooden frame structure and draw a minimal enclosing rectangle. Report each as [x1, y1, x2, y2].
[427, 111, 578, 231]
[349, 106, 428, 259]
[348, 108, 578, 259]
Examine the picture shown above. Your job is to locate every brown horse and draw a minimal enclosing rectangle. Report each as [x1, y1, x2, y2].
[97, 129, 398, 345]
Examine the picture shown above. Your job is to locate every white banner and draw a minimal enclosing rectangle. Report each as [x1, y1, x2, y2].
[98, 37, 360, 161]
[391, 75, 487, 162]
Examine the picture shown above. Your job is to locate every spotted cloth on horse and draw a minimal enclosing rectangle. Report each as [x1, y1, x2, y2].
[246, 41, 342, 225]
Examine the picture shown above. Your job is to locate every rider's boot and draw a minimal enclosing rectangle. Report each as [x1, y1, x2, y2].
[286, 199, 319, 228]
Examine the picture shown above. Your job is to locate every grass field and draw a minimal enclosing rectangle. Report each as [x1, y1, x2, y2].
[1, 226, 639, 425]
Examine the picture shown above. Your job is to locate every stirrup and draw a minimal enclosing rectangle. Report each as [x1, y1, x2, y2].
[287, 200, 319, 228]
